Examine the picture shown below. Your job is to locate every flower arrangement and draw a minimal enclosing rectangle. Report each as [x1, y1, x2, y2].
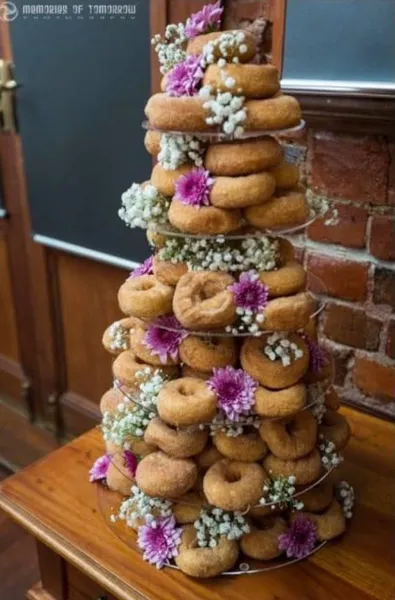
[306, 188, 339, 226]
[151, 23, 187, 74]
[259, 476, 305, 511]
[227, 271, 268, 334]
[199, 85, 247, 137]
[319, 436, 343, 470]
[105, 321, 130, 352]
[174, 167, 215, 207]
[144, 316, 187, 363]
[158, 133, 205, 171]
[184, 1, 223, 39]
[118, 485, 173, 527]
[138, 515, 182, 569]
[89, 455, 111, 483]
[194, 508, 250, 548]
[336, 480, 355, 519]
[300, 334, 328, 374]
[263, 332, 305, 368]
[208, 366, 257, 421]
[165, 54, 204, 97]
[129, 256, 154, 278]
[278, 515, 317, 559]
[119, 183, 169, 229]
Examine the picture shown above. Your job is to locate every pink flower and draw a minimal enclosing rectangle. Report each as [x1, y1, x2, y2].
[184, 1, 223, 39]
[229, 272, 269, 312]
[129, 256, 154, 279]
[144, 316, 187, 363]
[208, 366, 256, 421]
[138, 515, 182, 569]
[278, 515, 317, 559]
[123, 450, 138, 477]
[301, 334, 328, 374]
[89, 455, 111, 483]
[174, 167, 214, 207]
[165, 54, 204, 97]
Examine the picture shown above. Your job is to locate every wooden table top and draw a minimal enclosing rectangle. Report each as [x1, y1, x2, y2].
[0, 407, 394, 600]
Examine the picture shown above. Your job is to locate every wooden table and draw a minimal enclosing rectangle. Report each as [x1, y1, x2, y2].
[0, 407, 394, 600]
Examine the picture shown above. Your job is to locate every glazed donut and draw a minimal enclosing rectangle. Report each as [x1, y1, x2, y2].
[173, 272, 236, 330]
[259, 261, 306, 297]
[151, 163, 192, 197]
[144, 417, 208, 458]
[173, 492, 205, 525]
[153, 255, 188, 287]
[324, 387, 341, 411]
[118, 275, 174, 320]
[245, 188, 310, 230]
[213, 429, 268, 462]
[299, 478, 334, 512]
[144, 130, 161, 156]
[131, 325, 179, 367]
[255, 383, 307, 419]
[292, 499, 346, 541]
[168, 199, 242, 235]
[203, 63, 279, 100]
[319, 410, 351, 450]
[263, 448, 322, 486]
[210, 172, 276, 209]
[240, 516, 287, 560]
[175, 525, 239, 578]
[262, 293, 316, 332]
[270, 160, 300, 189]
[259, 410, 317, 460]
[102, 317, 137, 354]
[100, 387, 128, 416]
[186, 30, 256, 63]
[245, 95, 301, 131]
[278, 237, 296, 263]
[181, 365, 211, 381]
[157, 377, 217, 427]
[240, 334, 310, 389]
[106, 452, 134, 496]
[136, 451, 197, 498]
[179, 335, 237, 371]
[204, 137, 283, 177]
[195, 444, 223, 471]
[203, 459, 268, 511]
[145, 94, 210, 132]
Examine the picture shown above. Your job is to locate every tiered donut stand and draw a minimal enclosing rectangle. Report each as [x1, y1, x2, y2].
[92, 5, 354, 579]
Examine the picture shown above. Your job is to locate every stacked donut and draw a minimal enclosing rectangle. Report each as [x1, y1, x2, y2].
[96, 11, 353, 579]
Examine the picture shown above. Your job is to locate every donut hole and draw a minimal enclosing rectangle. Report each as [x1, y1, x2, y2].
[255, 516, 278, 531]
[224, 465, 242, 483]
[136, 279, 156, 291]
[177, 382, 195, 396]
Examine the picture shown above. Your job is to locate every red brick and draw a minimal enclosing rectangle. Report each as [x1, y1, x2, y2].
[354, 356, 395, 402]
[308, 203, 368, 249]
[373, 268, 395, 308]
[386, 321, 395, 360]
[369, 216, 395, 261]
[323, 303, 381, 351]
[388, 143, 395, 206]
[307, 253, 369, 301]
[310, 132, 389, 205]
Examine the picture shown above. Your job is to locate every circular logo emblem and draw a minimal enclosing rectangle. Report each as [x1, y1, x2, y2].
[0, 2, 19, 21]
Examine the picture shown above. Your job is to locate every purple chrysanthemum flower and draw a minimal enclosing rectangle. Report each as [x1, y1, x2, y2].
[208, 366, 257, 421]
[89, 454, 111, 483]
[278, 515, 317, 559]
[123, 450, 138, 477]
[229, 272, 269, 312]
[144, 316, 187, 363]
[174, 167, 214, 207]
[128, 256, 154, 279]
[184, 1, 223, 39]
[301, 334, 328, 374]
[138, 515, 182, 569]
[166, 54, 204, 97]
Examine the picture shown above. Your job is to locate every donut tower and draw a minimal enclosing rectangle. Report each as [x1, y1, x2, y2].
[92, 3, 355, 578]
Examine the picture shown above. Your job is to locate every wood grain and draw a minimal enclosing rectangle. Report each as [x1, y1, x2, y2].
[0, 407, 393, 600]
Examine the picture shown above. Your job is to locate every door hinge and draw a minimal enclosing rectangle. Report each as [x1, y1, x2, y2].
[0, 60, 19, 132]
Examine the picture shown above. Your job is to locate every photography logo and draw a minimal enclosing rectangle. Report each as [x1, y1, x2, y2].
[0, 1, 19, 21]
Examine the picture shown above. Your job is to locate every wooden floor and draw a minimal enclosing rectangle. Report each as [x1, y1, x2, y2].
[0, 466, 39, 600]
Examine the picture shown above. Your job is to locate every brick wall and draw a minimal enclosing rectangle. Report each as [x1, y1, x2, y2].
[224, 0, 395, 418]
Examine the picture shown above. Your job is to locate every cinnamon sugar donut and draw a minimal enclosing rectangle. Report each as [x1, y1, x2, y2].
[173, 492, 205, 525]
[292, 499, 346, 541]
[299, 478, 334, 512]
[203, 64, 279, 99]
[102, 317, 137, 354]
[203, 459, 268, 511]
[213, 429, 268, 462]
[131, 325, 179, 367]
[168, 199, 242, 235]
[144, 417, 208, 458]
[100, 387, 127, 416]
[204, 137, 283, 177]
[263, 449, 321, 486]
[319, 410, 351, 450]
[106, 452, 135, 496]
[195, 444, 223, 471]
[210, 172, 276, 209]
[173, 272, 236, 330]
[240, 334, 310, 389]
[240, 516, 287, 560]
[145, 94, 210, 132]
[124, 436, 156, 458]
[118, 275, 174, 320]
[175, 525, 239, 578]
[181, 365, 211, 380]
[151, 163, 192, 197]
[112, 351, 153, 388]
[259, 411, 317, 460]
[245, 95, 301, 131]
[271, 161, 300, 189]
[153, 255, 188, 286]
[157, 377, 217, 427]
[179, 335, 237, 371]
[245, 189, 310, 230]
[259, 261, 306, 297]
[262, 293, 316, 332]
[186, 30, 256, 63]
[255, 384, 307, 418]
[324, 387, 341, 411]
[144, 130, 161, 156]
[136, 451, 197, 498]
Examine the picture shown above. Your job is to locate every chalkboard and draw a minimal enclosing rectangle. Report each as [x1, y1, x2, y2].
[10, 1, 151, 266]
[282, 0, 395, 92]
